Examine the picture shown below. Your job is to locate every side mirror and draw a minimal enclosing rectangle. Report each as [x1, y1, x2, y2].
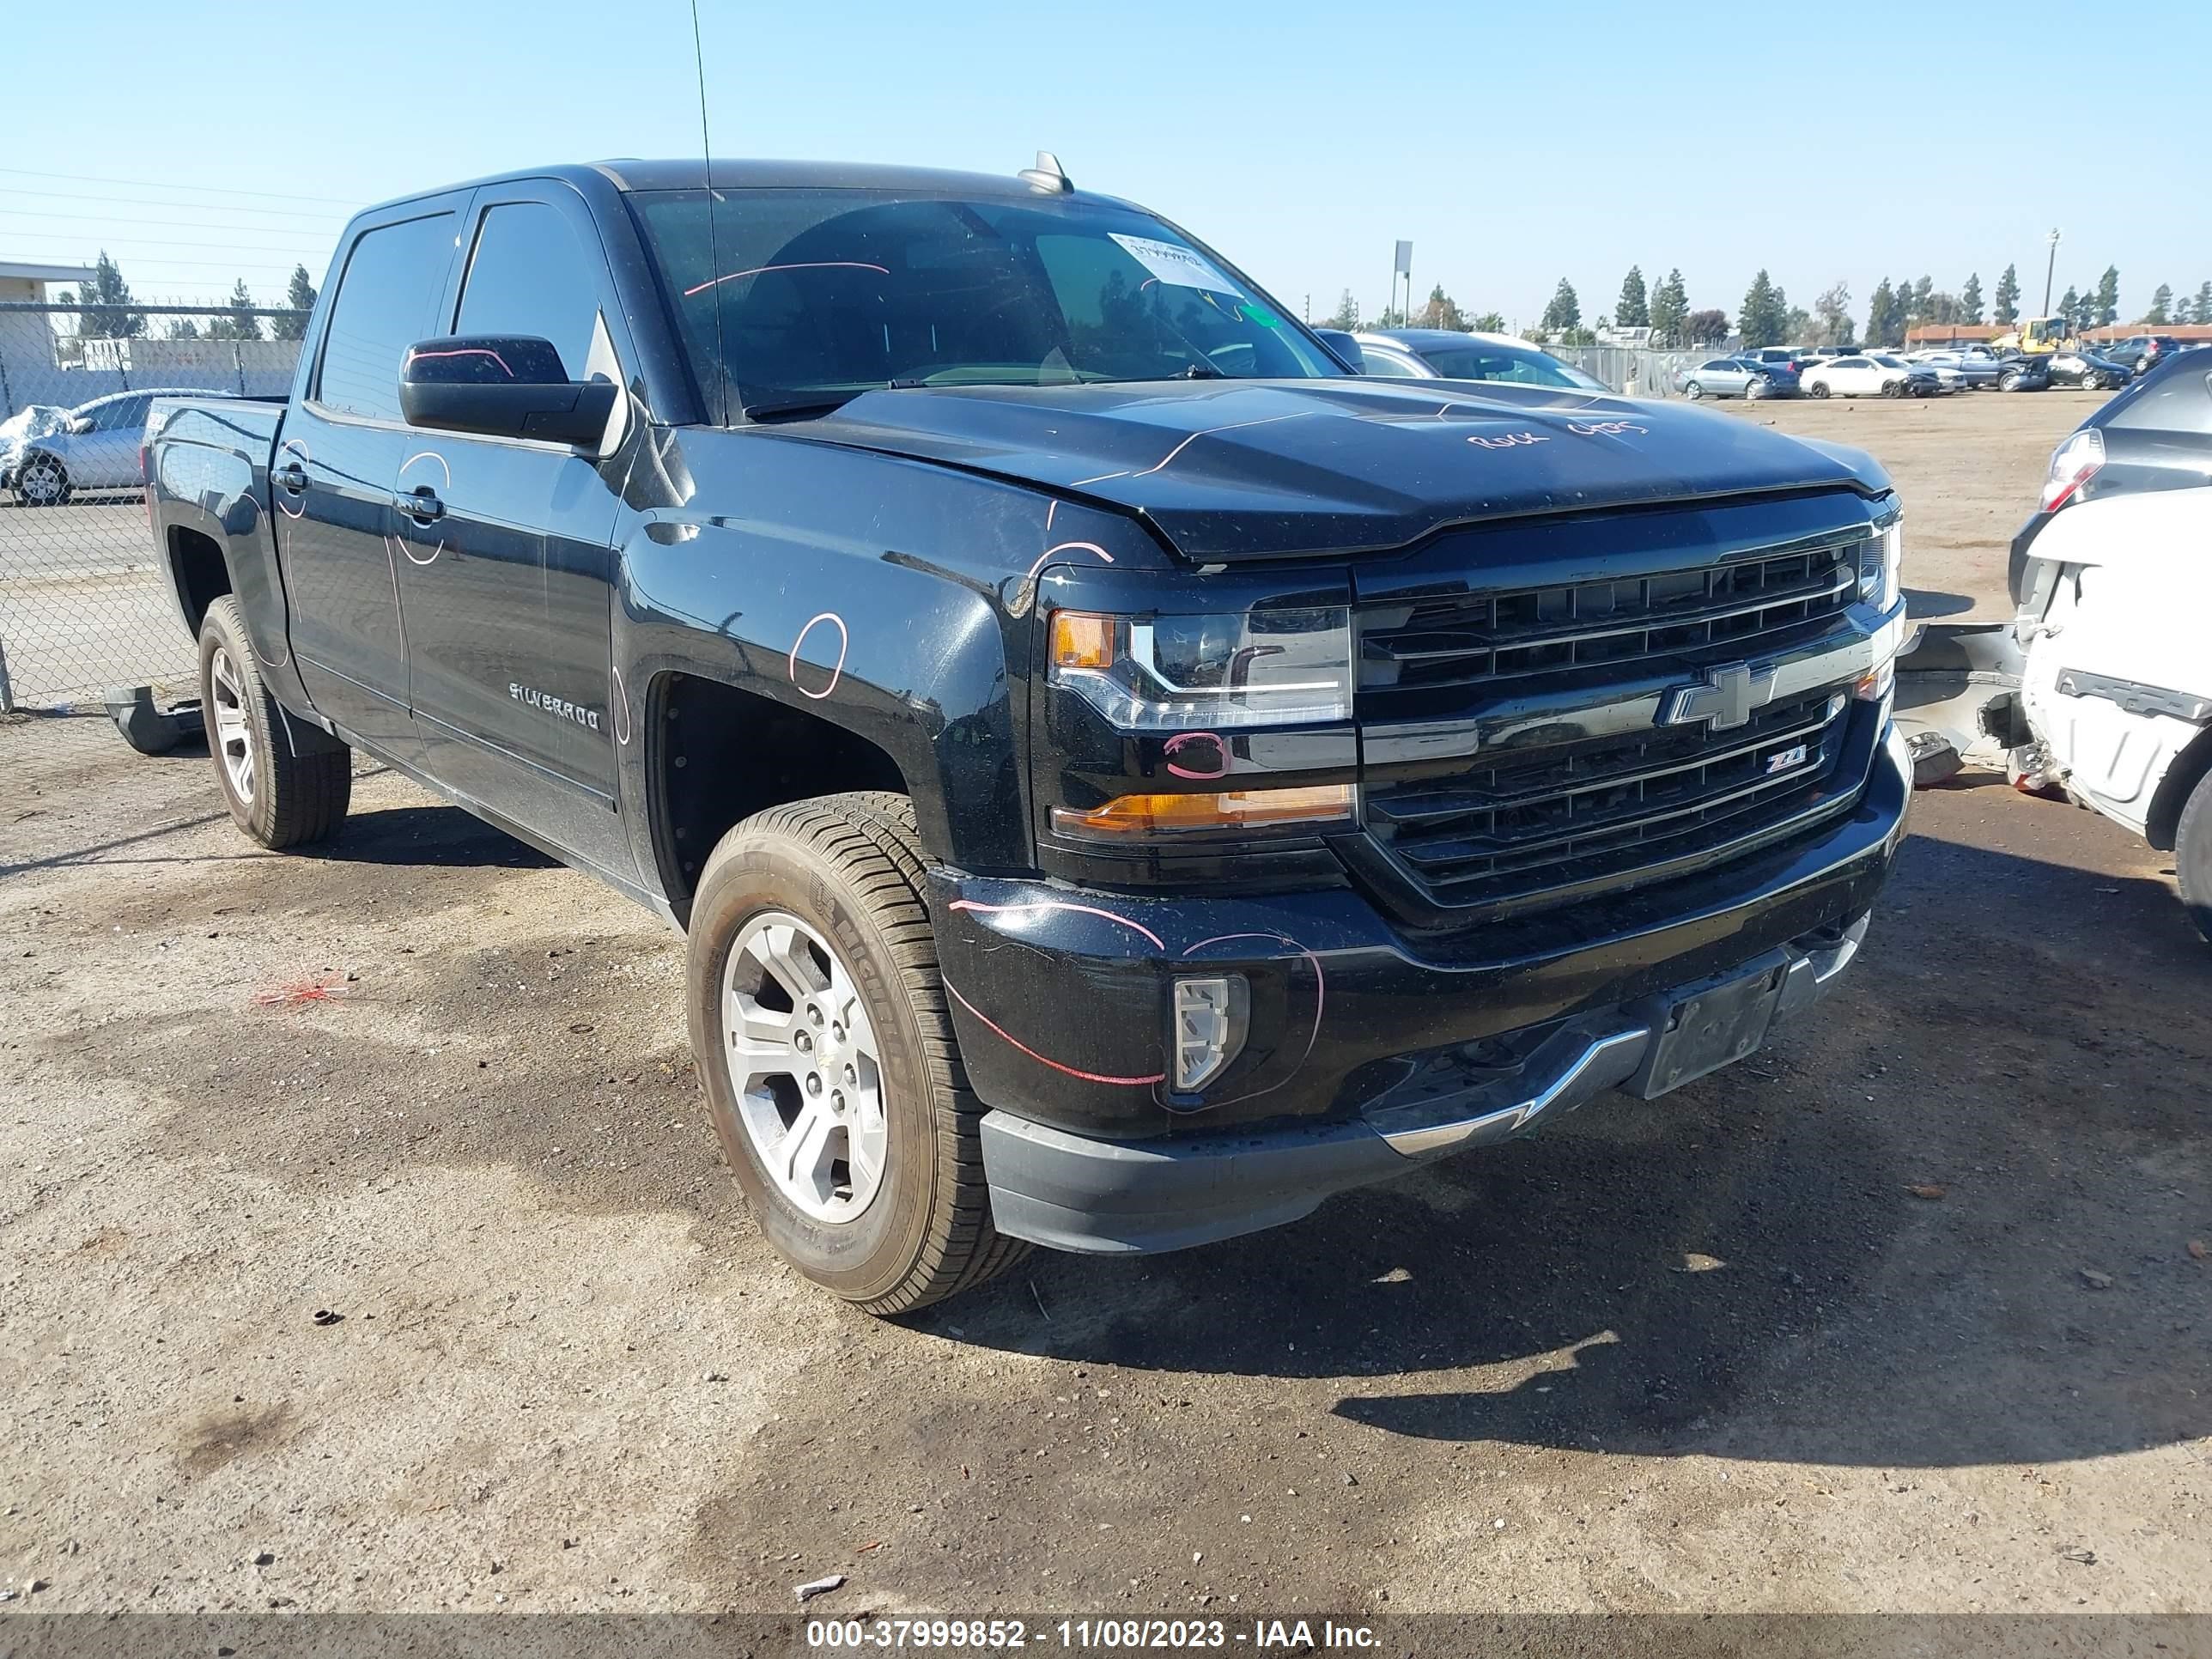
[67, 416, 95, 435]
[398, 336, 618, 448]
[1312, 328, 1363, 370]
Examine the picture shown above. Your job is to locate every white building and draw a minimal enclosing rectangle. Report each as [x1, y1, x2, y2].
[0, 259, 96, 306]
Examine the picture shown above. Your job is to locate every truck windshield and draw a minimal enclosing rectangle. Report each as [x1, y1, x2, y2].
[628, 187, 1340, 421]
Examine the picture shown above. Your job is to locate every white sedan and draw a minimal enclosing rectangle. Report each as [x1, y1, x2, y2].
[1801, 353, 1944, 399]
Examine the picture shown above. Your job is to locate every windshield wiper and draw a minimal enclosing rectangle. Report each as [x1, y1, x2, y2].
[1177, 362, 1225, 379]
[740, 394, 860, 422]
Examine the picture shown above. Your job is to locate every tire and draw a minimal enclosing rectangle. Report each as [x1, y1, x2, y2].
[686, 791, 1027, 1314]
[1882, 378, 1906, 399]
[1685, 381, 1704, 400]
[2000, 372, 2025, 392]
[198, 595, 351, 848]
[2176, 767, 2212, 945]
[14, 453, 70, 507]
[1809, 380, 1831, 399]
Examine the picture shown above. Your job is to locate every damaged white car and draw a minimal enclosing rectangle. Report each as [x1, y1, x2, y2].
[2014, 485, 2212, 942]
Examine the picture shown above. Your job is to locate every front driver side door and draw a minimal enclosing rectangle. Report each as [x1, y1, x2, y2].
[392, 185, 635, 878]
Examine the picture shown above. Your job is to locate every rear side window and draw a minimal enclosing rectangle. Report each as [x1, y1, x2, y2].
[316, 212, 455, 422]
[2104, 357, 2212, 434]
[454, 201, 604, 380]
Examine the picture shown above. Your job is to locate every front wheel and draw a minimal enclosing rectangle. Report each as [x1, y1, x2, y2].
[2000, 371, 2026, 392]
[687, 792, 1027, 1313]
[198, 596, 352, 848]
[2176, 767, 2212, 945]
[1882, 378, 1906, 399]
[14, 453, 70, 507]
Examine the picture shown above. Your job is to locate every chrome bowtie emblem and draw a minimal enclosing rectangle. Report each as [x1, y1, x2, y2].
[1659, 660, 1776, 732]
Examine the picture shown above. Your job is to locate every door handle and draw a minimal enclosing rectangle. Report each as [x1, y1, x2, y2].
[398, 486, 445, 523]
[272, 461, 307, 492]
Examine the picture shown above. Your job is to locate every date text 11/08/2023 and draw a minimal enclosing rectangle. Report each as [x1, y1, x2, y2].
[805, 1618, 1380, 1650]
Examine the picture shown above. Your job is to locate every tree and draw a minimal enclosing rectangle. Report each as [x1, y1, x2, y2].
[1684, 307, 1729, 346]
[1993, 263, 2021, 326]
[164, 318, 202, 340]
[1540, 278, 1581, 334]
[1468, 310, 1506, 333]
[2145, 283, 2173, 325]
[1614, 264, 1649, 329]
[1414, 284, 1468, 331]
[76, 250, 146, 339]
[1322, 289, 1360, 331]
[1908, 276, 1935, 324]
[271, 264, 318, 340]
[1864, 278, 1898, 348]
[1812, 281, 1855, 347]
[2094, 266, 2120, 328]
[1960, 272, 1984, 325]
[1737, 269, 1788, 347]
[225, 278, 261, 341]
[1648, 267, 1687, 347]
[2193, 282, 2212, 327]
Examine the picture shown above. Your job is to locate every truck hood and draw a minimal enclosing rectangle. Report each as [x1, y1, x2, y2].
[799, 378, 1887, 562]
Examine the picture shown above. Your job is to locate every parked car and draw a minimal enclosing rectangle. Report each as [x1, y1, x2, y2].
[1744, 346, 1811, 373]
[1677, 356, 1801, 399]
[2103, 335, 2185, 377]
[2009, 346, 2212, 600]
[1349, 329, 1608, 390]
[2014, 485, 2212, 942]
[0, 402, 70, 492]
[2046, 350, 2130, 392]
[145, 155, 1911, 1312]
[1917, 350, 2004, 390]
[1984, 355, 2050, 392]
[1801, 354, 1942, 399]
[9, 387, 239, 506]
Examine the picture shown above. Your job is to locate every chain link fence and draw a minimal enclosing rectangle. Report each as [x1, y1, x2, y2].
[1, 304, 303, 715]
[1544, 346, 1721, 398]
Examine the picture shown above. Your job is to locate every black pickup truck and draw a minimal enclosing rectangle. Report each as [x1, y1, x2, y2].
[146, 156, 1912, 1313]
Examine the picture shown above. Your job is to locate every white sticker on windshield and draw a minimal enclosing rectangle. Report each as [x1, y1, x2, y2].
[1109, 233, 1242, 297]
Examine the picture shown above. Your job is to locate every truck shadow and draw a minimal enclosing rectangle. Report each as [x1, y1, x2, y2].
[924, 818, 2212, 1471]
[303, 802, 557, 871]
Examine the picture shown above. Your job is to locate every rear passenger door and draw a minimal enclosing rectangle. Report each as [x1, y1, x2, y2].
[278, 197, 468, 754]
[393, 184, 633, 874]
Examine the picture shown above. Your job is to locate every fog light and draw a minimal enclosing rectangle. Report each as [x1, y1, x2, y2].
[1173, 975, 1248, 1092]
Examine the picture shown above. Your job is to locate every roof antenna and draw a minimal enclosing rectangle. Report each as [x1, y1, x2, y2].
[1018, 150, 1073, 194]
[690, 0, 729, 421]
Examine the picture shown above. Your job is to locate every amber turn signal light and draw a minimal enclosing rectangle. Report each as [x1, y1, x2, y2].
[1049, 611, 1113, 671]
[1051, 784, 1354, 838]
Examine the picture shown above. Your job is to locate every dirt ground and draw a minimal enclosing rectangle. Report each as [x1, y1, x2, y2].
[1717, 387, 2099, 622]
[2, 388, 2207, 1634]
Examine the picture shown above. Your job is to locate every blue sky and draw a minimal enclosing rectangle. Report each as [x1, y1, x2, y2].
[6, 0, 2207, 330]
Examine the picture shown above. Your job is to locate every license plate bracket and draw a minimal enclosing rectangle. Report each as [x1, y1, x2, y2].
[1627, 951, 1791, 1099]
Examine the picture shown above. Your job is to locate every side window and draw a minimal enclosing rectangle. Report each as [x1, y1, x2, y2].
[2106, 367, 2212, 435]
[1359, 350, 1419, 378]
[454, 201, 605, 380]
[316, 212, 455, 422]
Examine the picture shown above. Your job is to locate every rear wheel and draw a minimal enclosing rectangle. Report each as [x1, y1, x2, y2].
[686, 791, 1027, 1313]
[1809, 380, 1831, 399]
[2176, 768, 2212, 945]
[198, 596, 351, 848]
[15, 453, 69, 507]
[1685, 381, 1705, 400]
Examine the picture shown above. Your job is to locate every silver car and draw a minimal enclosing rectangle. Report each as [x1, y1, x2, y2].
[1678, 356, 1801, 400]
[7, 388, 235, 507]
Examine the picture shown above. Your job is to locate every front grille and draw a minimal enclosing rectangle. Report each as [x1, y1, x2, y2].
[1361, 538, 1860, 702]
[1356, 536, 1877, 916]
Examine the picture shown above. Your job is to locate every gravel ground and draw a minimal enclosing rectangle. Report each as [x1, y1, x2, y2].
[1, 386, 2206, 1632]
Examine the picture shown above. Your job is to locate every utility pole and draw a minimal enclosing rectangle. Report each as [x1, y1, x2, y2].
[2042, 228, 2061, 318]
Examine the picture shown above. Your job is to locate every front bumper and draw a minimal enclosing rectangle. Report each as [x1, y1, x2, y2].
[939, 720, 1914, 1254]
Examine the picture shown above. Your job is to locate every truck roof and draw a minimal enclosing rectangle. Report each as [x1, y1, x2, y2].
[363, 158, 1093, 216]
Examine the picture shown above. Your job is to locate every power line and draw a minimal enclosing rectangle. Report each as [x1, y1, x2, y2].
[0, 225, 337, 255]
[0, 198, 343, 230]
[0, 185, 347, 222]
[0, 164, 362, 209]
[12, 252, 319, 273]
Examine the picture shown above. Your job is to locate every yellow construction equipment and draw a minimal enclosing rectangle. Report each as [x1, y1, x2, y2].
[1991, 316, 2078, 354]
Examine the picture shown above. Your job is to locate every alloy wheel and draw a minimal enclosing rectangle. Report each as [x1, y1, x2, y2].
[208, 645, 256, 805]
[720, 910, 889, 1224]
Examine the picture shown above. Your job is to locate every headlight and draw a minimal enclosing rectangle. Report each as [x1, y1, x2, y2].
[1858, 520, 1902, 612]
[1048, 605, 1352, 731]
